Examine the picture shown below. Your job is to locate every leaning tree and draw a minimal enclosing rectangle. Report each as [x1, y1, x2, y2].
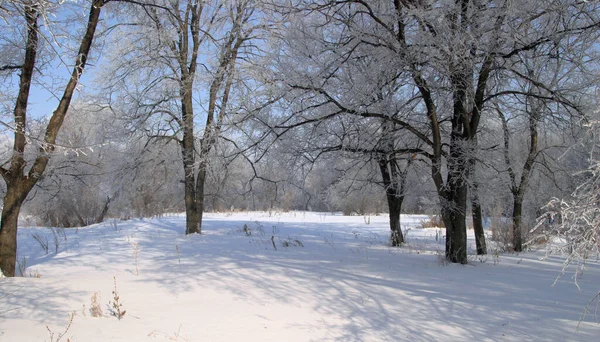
[0, 0, 108, 277]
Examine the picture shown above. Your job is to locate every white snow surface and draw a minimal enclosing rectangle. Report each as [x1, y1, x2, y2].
[1, 212, 599, 341]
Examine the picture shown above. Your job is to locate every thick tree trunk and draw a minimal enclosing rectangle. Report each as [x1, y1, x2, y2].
[441, 183, 469, 264]
[181, 73, 200, 234]
[183, 159, 201, 235]
[440, 128, 471, 264]
[512, 196, 524, 252]
[0, 184, 28, 277]
[471, 182, 487, 255]
[377, 154, 406, 246]
[387, 193, 404, 246]
[0, 208, 20, 277]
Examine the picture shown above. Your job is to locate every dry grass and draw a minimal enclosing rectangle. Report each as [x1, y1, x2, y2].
[420, 215, 445, 228]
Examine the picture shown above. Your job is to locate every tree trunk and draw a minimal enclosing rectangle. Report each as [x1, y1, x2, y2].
[440, 130, 471, 263]
[180, 69, 200, 234]
[387, 192, 404, 246]
[183, 157, 201, 235]
[471, 182, 487, 255]
[441, 188, 469, 264]
[0, 183, 28, 277]
[195, 164, 207, 233]
[429, 131, 471, 264]
[95, 196, 112, 224]
[512, 195, 524, 252]
[377, 154, 406, 246]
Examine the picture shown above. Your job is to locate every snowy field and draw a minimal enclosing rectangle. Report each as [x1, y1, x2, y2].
[1, 212, 599, 341]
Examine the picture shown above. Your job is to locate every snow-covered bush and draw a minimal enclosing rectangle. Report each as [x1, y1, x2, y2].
[539, 162, 600, 275]
[534, 122, 600, 280]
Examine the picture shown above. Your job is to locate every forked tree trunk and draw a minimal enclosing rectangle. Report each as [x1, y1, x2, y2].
[512, 113, 538, 252]
[172, 0, 246, 235]
[377, 153, 408, 246]
[498, 102, 538, 253]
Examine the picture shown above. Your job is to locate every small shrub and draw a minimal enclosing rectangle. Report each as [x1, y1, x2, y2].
[147, 324, 188, 341]
[490, 217, 513, 252]
[27, 269, 42, 278]
[435, 228, 444, 242]
[436, 250, 451, 266]
[46, 312, 74, 342]
[90, 292, 103, 317]
[401, 228, 411, 243]
[108, 276, 126, 320]
[281, 237, 304, 248]
[323, 234, 335, 247]
[50, 228, 66, 254]
[243, 224, 251, 236]
[32, 233, 49, 254]
[131, 242, 140, 276]
[239, 222, 265, 237]
[17, 256, 27, 277]
[110, 219, 120, 231]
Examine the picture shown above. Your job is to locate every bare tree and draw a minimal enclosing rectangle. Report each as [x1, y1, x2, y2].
[494, 31, 597, 252]
[537, 121, 600, 287]
[259, 0, 600, 263]
[0, 0, 108, 277]
[101, 0, 262, 234]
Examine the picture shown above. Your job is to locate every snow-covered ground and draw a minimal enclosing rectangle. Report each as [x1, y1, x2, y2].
[1, 212, 598, 341]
